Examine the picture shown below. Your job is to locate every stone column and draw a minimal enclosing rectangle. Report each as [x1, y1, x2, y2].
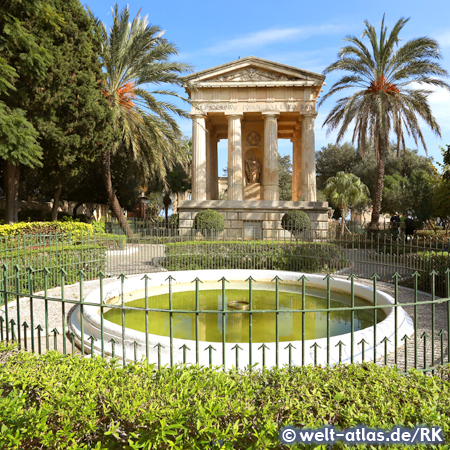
[191, 113, 207, 200]
[210, 134, 219, 200]
[226, 113, 244, 201]
[262, 111, 280, 201]
[291, 125, 302, 201]
[205, 122, 211, 200]
[301, 113, 317, 202]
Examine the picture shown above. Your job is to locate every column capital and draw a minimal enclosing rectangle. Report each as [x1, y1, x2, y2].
[261, 110, 280, 118]
[225, 112, 243, 119]
[190, 111, 207, 119]
[301, 111, 318, 119]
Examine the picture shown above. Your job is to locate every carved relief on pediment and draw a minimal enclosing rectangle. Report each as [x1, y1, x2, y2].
[215, 68, 297, 82]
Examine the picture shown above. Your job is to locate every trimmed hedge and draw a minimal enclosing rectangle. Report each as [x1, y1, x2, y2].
[281, 211, 311, 238]
[0, 345, 449, 449]
[193, 209, 225, 233]
[163, 241, 345, 273]
[399, 251, 450, 296]
[0, 221, 96, 236]
[1, 243, 107, 297]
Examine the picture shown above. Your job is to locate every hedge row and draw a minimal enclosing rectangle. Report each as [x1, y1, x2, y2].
[1, 243, 107, 298]
[0, 344, 449, 449]
[163, 241, 346, 273]
[0, 221, 97, 236]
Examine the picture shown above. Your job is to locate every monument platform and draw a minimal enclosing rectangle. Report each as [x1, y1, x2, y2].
[178, 200, 329, 239]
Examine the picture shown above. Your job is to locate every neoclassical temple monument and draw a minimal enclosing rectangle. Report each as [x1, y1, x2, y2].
[178, 56, 329, 237]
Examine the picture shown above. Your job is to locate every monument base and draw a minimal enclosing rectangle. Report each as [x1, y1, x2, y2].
[244, 183, 263, 201]
[178, 200, 329, 239]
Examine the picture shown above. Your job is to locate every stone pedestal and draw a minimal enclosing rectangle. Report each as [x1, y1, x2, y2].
[178, 200, 329, 239]
[244, 183, 262, 201]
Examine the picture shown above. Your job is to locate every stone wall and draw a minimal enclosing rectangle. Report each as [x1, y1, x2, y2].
[178, 200, 329, 239]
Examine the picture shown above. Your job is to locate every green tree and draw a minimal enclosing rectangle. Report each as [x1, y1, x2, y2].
[381, 173, 406, 214]
[0, 0, 61, 222]
[315, 143, 359, 190]
[324, 172, 369, 237]
[320, 16, 449, 232]
[90, 4, 192, 236]
[278, 155, 292, 201]
[33, 0, 115, 221]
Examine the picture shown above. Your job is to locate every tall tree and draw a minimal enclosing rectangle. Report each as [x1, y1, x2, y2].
[0, 0, 60, 222]
[319, 16, 449, 232]
[33, 0, 115, 221]
[90, 4, 192, 236]
[323, 172, 370, 237]
[1, 0, 114, 222]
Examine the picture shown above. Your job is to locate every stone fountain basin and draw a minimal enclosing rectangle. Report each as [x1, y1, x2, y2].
[68, 269, 414, 369]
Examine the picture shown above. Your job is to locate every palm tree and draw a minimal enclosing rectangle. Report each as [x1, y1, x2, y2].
[90, 4, 192, 235]
[324, 172, 369, 238]
[319, 16, 450, 232]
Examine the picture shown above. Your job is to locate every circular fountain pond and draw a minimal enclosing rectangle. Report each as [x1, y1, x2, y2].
[68, 270, 414, 368]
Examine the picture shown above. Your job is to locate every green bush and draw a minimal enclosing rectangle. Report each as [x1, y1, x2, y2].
[193, 209, 224, 234]
[0, 345, 449, 449]
[163, 241, 345, 272]
[281, 210, 311, 238]
[0, 221, 96, 237]
[0, 242, 107, 297]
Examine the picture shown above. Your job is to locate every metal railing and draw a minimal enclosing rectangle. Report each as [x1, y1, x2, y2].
[1, 225, 450, 295]
[0, 267, 448, 374]
[0, 223, 449, 372]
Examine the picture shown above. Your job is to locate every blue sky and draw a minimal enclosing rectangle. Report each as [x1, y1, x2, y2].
[86, 0, 450, 173]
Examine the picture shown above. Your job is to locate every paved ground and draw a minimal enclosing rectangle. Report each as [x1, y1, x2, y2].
[106, 244, 165, 276]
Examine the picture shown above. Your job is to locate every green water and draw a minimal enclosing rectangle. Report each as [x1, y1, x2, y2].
[104, 285, 384, 343]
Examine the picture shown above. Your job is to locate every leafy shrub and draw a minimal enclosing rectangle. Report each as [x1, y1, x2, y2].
[0, 221, 96, 237]
[281, 210, 311, 238]
[0, 243, 107, 296]
[193, 209, 224, 235]
[163, 241, 344, 273]
[398, 251, 450, 296]
[0, 345, 449, 449]
[415, 229, 449, 238]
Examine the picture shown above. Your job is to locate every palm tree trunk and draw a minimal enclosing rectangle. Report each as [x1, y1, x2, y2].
[51, 186, 62, 221]
[369, 136, 387, 235]
[101, 150, 133, 237]
[340, 205, 346, 239]
[4, 160, 19, 224]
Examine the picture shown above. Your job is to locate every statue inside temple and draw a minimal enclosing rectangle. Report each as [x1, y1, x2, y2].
[245, 158, 261, 184]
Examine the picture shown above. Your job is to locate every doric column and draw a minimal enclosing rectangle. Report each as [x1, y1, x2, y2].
[210, 134, 219, 200]
[226, 113, 244, 201]
[205, 122, 211, 200]
[291, 125, 302, 201]
[262, 111, 280, 201]
[191, 113, 207, 200]
[301, 113, 317, 202]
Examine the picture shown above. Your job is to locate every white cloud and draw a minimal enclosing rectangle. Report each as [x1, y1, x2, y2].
[204, 25, 346, 55]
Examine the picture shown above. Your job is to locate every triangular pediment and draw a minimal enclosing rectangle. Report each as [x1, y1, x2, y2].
[184, 56, 325, 85]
